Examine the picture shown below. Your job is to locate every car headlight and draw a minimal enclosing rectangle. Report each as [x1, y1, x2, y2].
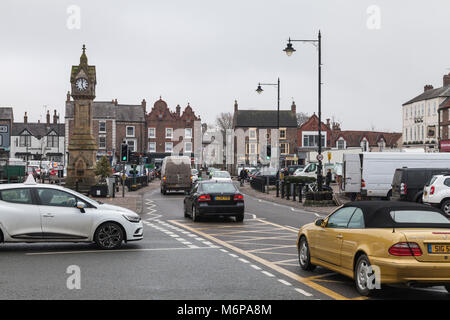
[123, 214, 141, 223]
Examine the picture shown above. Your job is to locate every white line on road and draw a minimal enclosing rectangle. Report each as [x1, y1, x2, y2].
[261, 271, 275, 277]
[295, 288, 313, 297]
[278, 279, 292, 286]
[229, 253, 238, 258]
[238, 258, 250, 264]
[250, 265, 262, 270]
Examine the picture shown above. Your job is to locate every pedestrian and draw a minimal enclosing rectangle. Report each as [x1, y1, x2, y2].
[239, 168, 246, 186]
[326, 169, 332, 187]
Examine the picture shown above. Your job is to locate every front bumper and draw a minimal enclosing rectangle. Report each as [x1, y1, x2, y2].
[124, 221, 144, 242]
[370, 256, 450, 284]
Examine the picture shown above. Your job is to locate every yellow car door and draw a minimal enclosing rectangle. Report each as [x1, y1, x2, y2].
[340, 208, 365, 271]
[316, 207, 357, 266]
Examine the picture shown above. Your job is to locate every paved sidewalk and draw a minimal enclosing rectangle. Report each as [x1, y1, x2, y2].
[238, 182, 348, 216]
[89, 179, 160, 214]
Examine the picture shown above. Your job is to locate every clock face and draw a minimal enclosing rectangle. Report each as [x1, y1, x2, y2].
[75, 78, 89, 91]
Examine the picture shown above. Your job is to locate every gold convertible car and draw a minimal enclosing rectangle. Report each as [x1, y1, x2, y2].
[297, 201, 450, 296]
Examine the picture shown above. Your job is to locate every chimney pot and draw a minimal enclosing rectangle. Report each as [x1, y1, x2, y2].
[234, 100, 238, 113]
[24, 112, 28, 124]
[291, 101, 296, 114]
[141, 99, 147, 114]
[444, 74, 450, 87]
[424, 84, 434, 92]
[53, 110, 58, 124]
[46, 110, 50, 125]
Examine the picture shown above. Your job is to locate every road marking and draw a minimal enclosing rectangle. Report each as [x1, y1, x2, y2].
[238, 258, 250, 263]
[278, 279, 292, 286]
[169, 219, 352, 300]
[295, 288, 313, 297]
[251, 265, 262, 271]
[220, 249, 228, 253]
[262, 271, 275, 277]
[229, 253, 238, 258]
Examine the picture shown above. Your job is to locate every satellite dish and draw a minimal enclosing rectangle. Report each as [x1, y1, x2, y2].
[24, 173, 37, 185]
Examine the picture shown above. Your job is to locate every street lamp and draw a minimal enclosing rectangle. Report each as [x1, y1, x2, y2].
[283, 31, 323, 190]
[254, 78, 280, 170]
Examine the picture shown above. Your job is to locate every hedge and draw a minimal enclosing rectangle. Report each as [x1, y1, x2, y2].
[283, 176, 316, 184]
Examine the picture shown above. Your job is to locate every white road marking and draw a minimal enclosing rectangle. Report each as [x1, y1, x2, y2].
[295, 288, 313, 297]
[229, 253, 238, 258]
[261, 271, 275, 277]
[238, 258, 250, 264]
[251, 265, 262, 270]
[220, 249, 229, 253]
[278, 279, 292, 286]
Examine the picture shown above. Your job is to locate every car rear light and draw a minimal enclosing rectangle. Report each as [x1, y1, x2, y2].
[361, 179, 366, 188]
[233, 194, 244, 201]
[389, 242, 422, 256]
[430, 186, 435, 195]
[400, 183, 407, 195]
[198, 195, 211, 202]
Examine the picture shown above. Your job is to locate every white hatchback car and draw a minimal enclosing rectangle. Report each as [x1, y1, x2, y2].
[423, 174, 450, 217]
[210, 170, 232, 182]
[0, 178, 143, 249]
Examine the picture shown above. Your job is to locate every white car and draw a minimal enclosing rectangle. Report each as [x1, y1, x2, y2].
[191, 169, 199, 183]
[210, 170, 232, 182]
[0, 176, 143, 249]
[423, 174, 450, 217]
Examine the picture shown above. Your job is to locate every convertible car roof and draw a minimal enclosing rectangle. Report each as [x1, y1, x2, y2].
[342, 201, 450, 228]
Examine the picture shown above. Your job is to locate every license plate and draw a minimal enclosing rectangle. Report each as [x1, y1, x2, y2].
[428, 244, 450, 254]
[215, 196, 230, 201]
[424, 191, 428, 196]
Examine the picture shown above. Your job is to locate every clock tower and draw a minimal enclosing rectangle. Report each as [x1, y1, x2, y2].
[66, 45, 98, 193]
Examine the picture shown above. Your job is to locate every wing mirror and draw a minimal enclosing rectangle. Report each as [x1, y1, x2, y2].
[76, 201, 87, 213]
[315, 218, 325, 227]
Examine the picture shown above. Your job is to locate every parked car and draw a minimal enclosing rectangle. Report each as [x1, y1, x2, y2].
[297, 201, 450, 296]
[160, 156, 192, 194]
[343, 152, 450, 199]
[210, 170, 232, 182]
[183, 181, 244, 222]
[423, 174, 450, 216]
[206, 167, 219, 177]
[253, 167, 279, 185]
[0, 179, 143, 249]
[391, 168, 450, 203]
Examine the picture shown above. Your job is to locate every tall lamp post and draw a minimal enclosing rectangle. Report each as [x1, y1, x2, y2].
[283, 31, 323, 190]
[255, 77, 280, 169]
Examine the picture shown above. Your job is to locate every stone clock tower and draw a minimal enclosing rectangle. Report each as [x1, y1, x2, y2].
[66, 45, 98, 193]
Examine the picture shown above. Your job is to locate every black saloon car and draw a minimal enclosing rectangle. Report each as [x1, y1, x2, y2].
[183, 181, 245, 222]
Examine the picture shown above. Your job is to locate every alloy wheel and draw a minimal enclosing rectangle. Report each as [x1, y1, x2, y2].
[96, 223, 123, 249]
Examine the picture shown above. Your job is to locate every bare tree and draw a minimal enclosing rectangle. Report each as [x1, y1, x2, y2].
[296, 112, 309, 126]
[215, 112, 233, 133]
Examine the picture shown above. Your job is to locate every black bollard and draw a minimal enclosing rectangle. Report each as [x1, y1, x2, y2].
[286, 183, 290, 200]
[281, 181, 285, 199]
[292, 184, 296, 201]
[299, 183, 303, 203]
[276, 181, 280, 197]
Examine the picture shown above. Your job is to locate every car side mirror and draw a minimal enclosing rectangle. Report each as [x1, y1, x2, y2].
[76, 201, 87, 213]
[315, 219, 325, 227]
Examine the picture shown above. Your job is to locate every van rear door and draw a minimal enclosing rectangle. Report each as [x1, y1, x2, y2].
[343, 154, 361, 193]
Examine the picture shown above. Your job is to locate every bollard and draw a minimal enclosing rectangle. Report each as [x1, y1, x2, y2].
[281, 181, 285, 199]
[286, 183, 290, 200]
[292, 184, 296, 202]
[266, 176, 270, 194]
[276, 181, 280, 197]
[299, 183, 303, 203]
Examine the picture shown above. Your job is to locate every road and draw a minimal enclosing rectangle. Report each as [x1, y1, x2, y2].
[0, 183, 449, 300]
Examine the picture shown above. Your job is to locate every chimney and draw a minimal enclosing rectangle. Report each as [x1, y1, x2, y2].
[53, 110, 58, 124]
[326, 118, 330, 128]
[141, 99, 147, 114]
[234, 100, 238, 113]
[176, 104, 181, 117]
[46, 110, 50, 125]
[24, 112, 28, 124]
[114, 99, 118, 106]
[444, 73, 450, 87]
[424, 84, 434, 92]
[66, 91, 71, 102]
[291, 101, 296, 114]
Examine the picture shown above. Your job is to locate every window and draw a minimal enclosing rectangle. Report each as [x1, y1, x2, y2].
[19, 135, 31, 147]
[249, 143, 258, 154]
[390, 210, 450, 224]
[185, 128, 192, 139]
[0, 135, 2, 146]
[126, 140, 135, 152]
[249, 128, 257, 140]
[126, 126, 135, 137]
[337, 138, 345, 150]
[99, 136, 106, 149]
[149, 142, 156, 153]
[280, 143, 289, 154]
[37, 188, 78, 208]
[99, 122, 106, 133]
[347, 208, 365, 229]
[165, 142, 173, 153]
[165, 128, 173, 139]
[47, 135, 58, 148]
[327, 207, 357, 228]
[361, 139, 368, 152]
[279, 128, 286, 139]
[303, 135, 325, 147]
[0, 188, 33, 204]
[148, 128, 156, 138]
[184, 142, 192, 153]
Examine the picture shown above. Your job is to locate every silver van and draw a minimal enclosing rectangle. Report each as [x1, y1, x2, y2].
[160, 156, 192, 194]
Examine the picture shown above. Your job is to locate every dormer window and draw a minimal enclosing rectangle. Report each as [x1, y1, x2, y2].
[336, 137, 346, 150]
[361, 138, 369, 152]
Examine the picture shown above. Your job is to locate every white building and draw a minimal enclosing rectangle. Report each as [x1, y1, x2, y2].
[402, 74, 450, 152]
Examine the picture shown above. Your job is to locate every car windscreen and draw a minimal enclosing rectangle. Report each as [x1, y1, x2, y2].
[200, 183, 237, 193]
[390, 210, 450, 224]
[213, 171, 230, 178]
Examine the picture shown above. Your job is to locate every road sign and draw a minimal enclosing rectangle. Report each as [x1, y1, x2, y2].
[316, 154, 324, 161]
[327, 152, 331, 161]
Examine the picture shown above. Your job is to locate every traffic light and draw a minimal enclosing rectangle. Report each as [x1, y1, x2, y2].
[266, 145, 271, 160]
[120, 143, 129, 162]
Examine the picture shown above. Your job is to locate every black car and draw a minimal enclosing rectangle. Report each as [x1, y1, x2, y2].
[391, 167, 450, 203]
[183, 181, 245, 222]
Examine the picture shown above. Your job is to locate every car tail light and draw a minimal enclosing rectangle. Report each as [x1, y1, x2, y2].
[233, 194, 244, 201]
[430, 186, 435, 195]
[400, 183, 407, 195]
[198, 195, 211, 202]
[361, 179, 366, 188]
[389, 242, 422, 256]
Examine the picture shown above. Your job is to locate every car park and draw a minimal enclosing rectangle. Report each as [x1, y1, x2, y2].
[391, 168, 450, 203]
[0, 177, 143, 249]
[183, 181, 244, 222]
[423, 174, 450, 216]
[297, 201, 450, 296]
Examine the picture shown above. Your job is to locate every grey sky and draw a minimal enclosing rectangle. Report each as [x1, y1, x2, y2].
[0, 0, 449, 132]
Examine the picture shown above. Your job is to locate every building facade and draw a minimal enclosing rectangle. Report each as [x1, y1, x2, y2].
[0, 107, 13, 160]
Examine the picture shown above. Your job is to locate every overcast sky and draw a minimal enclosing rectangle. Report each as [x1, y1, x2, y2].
[0, 0, 449, 131]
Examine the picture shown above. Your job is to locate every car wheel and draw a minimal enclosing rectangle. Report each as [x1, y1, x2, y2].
[354, 254, 377, 296]
[442, 200, 450, 217]
[184, 203, 189, 218]
[298, 237, 316, 271]
[192, 206, 200, 222]
[235, 213, 244, 222]
[94, 222, 124, 250]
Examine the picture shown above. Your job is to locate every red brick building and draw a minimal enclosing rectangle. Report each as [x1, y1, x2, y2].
[297, 114, 332, 164]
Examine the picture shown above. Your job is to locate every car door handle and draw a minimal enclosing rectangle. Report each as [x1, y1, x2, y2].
[42, 214, 55, 218]
[336, 234, 343, 239]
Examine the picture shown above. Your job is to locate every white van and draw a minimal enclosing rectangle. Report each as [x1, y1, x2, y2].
[343, 152, 450, 199]
[293, 162, 318, 178]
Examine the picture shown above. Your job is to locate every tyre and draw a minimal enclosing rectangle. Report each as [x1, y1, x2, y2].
[235, 213, 244, 222]
[94, 222, 124, 250]
[192, 206, 200, 222]
[298, 237, 316, 271]
[354, 254, 377, 296]
[184, 203, 189, 218]
[162, 188, 167, 195]
[442, 200, 450, 217]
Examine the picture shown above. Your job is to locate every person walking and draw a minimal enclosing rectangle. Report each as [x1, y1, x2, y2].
[325, 169, 332, 188]
[239, 168, 246, 186]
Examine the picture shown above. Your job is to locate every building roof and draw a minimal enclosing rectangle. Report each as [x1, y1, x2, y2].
[12, 123, 65, 137]
[234, 110, 297, 128]
[65, 101, 145, 122]
[332, 130, 402, 147]
[0, 107, 13, 120]
[403, 85, 450, 106]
